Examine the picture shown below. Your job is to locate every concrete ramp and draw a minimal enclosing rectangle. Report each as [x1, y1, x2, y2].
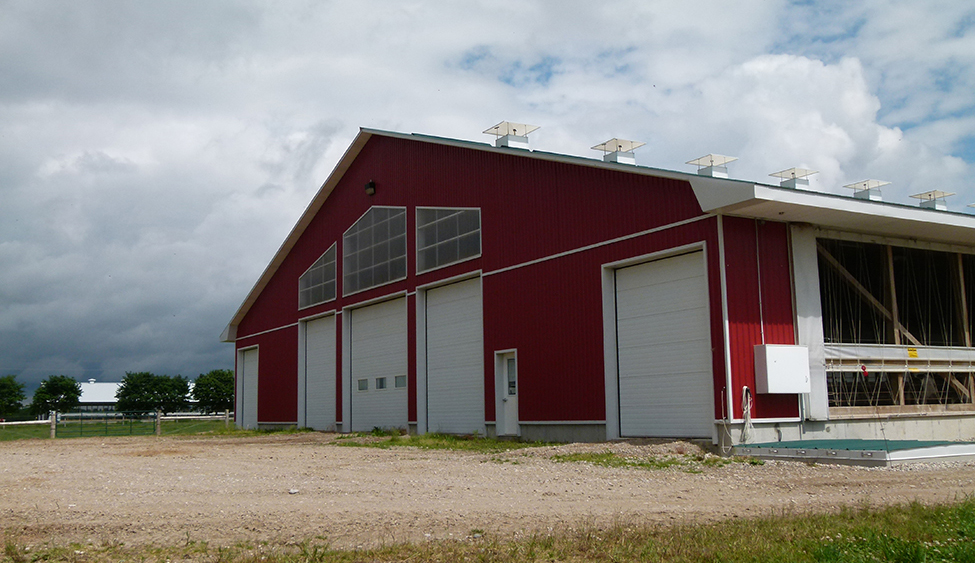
[734, 439, 975, 467]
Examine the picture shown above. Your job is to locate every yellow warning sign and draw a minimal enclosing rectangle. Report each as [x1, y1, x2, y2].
[907, 347, 918, 358]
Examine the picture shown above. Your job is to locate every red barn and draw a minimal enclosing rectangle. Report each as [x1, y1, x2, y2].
[223, 126, 975, 447]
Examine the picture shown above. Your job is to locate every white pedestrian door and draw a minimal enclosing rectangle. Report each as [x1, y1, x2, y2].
[303, 315, 336, 430]
[349, 298, 408, 432]
[498, 353, 519, 436]
[425, 278, 484, 434]
[615, 252, 714, 437]
[238, 348, 258, 430]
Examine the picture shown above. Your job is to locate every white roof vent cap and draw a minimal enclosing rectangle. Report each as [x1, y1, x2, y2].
[686, 154, 737, 178]
[770, 167, 818, 189]
[88, 378, 96, 384]
[592, 138, 645, 165]
[844, 179, 889, 202]
[484, 121, 539, 149]
[910, 190, 955, 211]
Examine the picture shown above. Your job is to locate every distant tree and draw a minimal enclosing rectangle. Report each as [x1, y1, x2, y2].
[159, 375, 190, 414]
[193, 369, 234, 414]
[116, 372, 190, 415]
[29, 375, 81, 416]
[0, 375, 27, 418]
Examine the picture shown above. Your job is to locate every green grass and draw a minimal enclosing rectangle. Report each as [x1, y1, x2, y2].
[4, 499, 974, 562]
[334, 431, 550, 453]
[0, 423, 50, 441]
[552, 451, 764, 473]
[0, 419, 253, 441]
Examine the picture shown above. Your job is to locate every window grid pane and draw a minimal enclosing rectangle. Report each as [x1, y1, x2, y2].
[298, 245, 337, 309]
[343, 207, 408, 295]
[416, 208, 481, 273]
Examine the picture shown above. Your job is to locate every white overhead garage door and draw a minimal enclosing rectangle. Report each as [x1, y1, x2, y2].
[615, 251, 714, 437]
[302, 315, 336, 431]
[425, 278, 484, 434]
[350, 297, 408, 432]
[237, 347, 258, 430]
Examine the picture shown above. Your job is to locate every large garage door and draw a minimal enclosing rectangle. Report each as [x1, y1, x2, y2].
[426, 278, 484, 434]
[237, 347, 258, 429]
[303, 315, 336, 430]
[616, 252, 714, 437]
[350, 297, 408, 432]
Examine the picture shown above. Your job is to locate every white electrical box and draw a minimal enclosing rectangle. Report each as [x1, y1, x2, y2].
[754, 345, 810, 394]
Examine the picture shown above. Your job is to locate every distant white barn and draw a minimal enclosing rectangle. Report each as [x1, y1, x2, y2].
[77, 379, 121, 412]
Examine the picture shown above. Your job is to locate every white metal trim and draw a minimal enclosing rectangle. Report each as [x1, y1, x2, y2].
[236, 322, 298, 341]
[717, 215, 735, 424]
[415, 269, 482, 291]
[236, 216, 715, 344]
[416, 287, 427, 435]
[601, 241, 706, 270]
[298, 309, 338, 323]
[484, 214, 712, 278]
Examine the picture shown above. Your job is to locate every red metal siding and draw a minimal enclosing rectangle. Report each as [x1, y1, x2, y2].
[483, 218, 726, 422]
[236, 133, 742, 430]
[722, 217, 799, 420]
[236, 326, 298, 424]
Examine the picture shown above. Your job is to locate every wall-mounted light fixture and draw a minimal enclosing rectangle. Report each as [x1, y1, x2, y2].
[364, 180, 376, 196]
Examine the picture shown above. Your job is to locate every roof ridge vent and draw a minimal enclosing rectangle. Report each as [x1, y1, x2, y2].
[592, 138, 645, 165]
[483, 121, 539, 149]
[770, 167, 818, 189]
[686, 154, 737, 178]
[910, 190, 955, 211]
[844, 179, 889, 202]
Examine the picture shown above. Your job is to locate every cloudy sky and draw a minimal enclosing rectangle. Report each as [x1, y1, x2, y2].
[2, 1, 974, 393]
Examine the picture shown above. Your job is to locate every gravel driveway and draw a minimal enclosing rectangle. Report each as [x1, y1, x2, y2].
[2, 433, 973, 549]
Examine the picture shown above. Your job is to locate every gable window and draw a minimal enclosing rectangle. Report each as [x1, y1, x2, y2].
[343, 206, 408, 295]
[416, 208, 481, 273]
[298, 244, 336, 309]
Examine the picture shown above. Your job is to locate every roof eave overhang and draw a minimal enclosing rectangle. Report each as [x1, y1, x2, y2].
[689, 180, 975, 247]
[222, 128, 975, 343]
[221, 128, 376, 342]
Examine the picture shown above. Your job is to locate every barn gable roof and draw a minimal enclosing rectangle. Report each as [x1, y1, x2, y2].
[222, 127, 975, 341]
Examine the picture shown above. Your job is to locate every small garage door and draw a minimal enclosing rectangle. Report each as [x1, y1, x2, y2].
[237, 347, 259, 429]
[350, 297, 408, 432]
[426, 278, 484, 434]
[303, 315, 336, 430]
[616, 251, 714, 437]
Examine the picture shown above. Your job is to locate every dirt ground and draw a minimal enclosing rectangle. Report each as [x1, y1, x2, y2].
[2, 433, 974, 550]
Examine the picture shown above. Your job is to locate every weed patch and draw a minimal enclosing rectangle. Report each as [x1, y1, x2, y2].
[551, 451, 762, 472]
[334, 432, 548, 453]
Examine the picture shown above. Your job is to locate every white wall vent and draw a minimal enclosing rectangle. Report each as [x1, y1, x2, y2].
[483, 121, 539, 149]
[770, 167, 817, 189]
[592, 138, 645, 165]
[910, 190, 955, 211]
[686, 154, 737, 178]
[844, 179, 889, 202]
